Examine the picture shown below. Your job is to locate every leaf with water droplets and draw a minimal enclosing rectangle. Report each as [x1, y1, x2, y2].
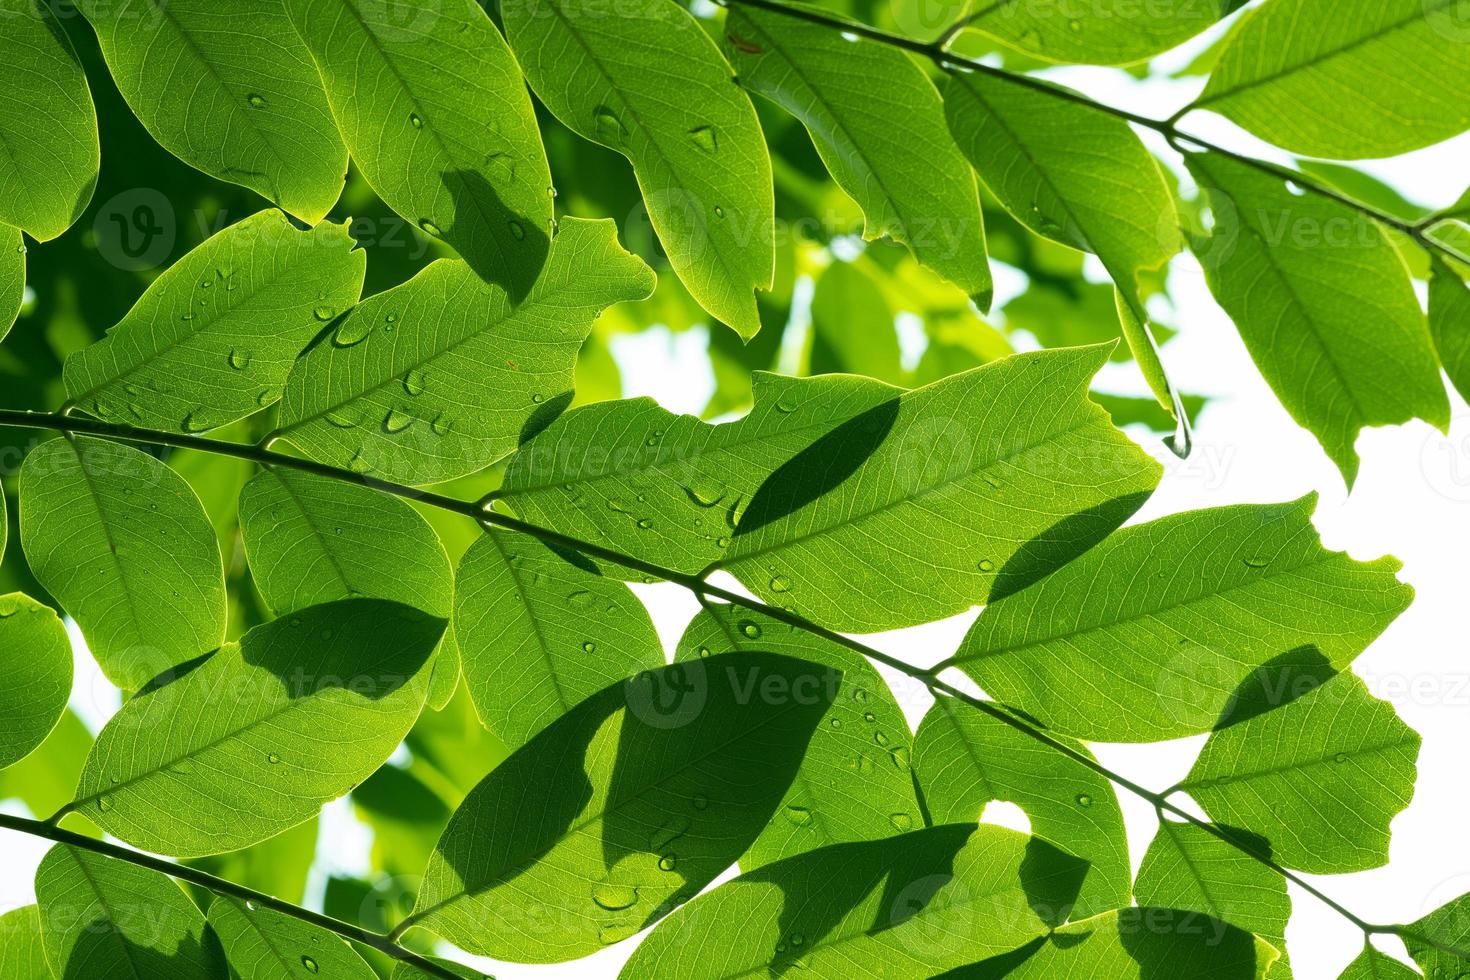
[913, 696, 1129, 920]
[209, 896, 377, 980]
[64, 210, 365, 433]
[503, 0, 773, 338]
[675, 605, 918, 869]
[455, 529, 663, 747]
[0, 223, 22, 342]
[0, 2, 97, 240]
[405, 652, 835, 962]
[70, 598, 443, 856]
[80, 0, 346, 222]
[0, 593, 71, 771]
[623, 824, 1074, 978]
[283, 0, 552, 297]
[951, 0, 1231, 65]
[238, 468, 460, 709]
[35, 844, 223, 979]
[275, 218, 652, 485]
[1177, 671, 1420, 874]
[0, 906, 49, 980]
[19, 437, 226, 691]
[951, 497, 1412, 741]
[724, 6, 991, 305]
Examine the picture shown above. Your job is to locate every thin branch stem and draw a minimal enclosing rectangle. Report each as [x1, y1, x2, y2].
[0, 813, 464, 980]
[1, 410, 1444, 956]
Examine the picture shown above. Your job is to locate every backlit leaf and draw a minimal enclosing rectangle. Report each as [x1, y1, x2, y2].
[0, 593, 71, 771]
[952, 0, 1232, 66]
[0, 224, 21, 342]
[210, 896, 376, 980]
[0, 906, 49, 980]
[1404, 890, 1470, 977]
[1429, 260, 1470, 405]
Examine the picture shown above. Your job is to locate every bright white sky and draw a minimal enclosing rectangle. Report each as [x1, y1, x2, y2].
[4, 18, 1470, 980]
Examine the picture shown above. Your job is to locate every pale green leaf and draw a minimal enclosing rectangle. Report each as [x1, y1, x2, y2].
[1, 224, 22, 342]
[70, 597, 443, 857]
[283, 0, 552, 297]
[1404, 891, 1470, 977]
[274, 217, 653, 485]
[407, 652, 836, 962]
[1194, 0, 1470, 159]
[1338, 947, 1420, 980]
[809, 261, 904, 384]
[187, 817, 318, 907]
[1135, 822, 1291, 977]
[674, 606, 919, 868]
[391, 959, 483, 980]
[19, 436, 226, 691]
[621, 824, 1075, 978]
[63, 210, 366, 432]
[1178, 672, 1420, 874]
[454, 529, 663, 747]
[353, 764, 447, 881]
[0, 906, 49, 980]
[0, 709, 92, 822]
[503, 0, 773, 337]
[35, 844, 221, 979]
[80, 0, 347, 222]
[951, 497, 1411, 741]
[913, 696, 1129, 920]
[1186, 151, 1447, 487]
[0, 593, 71, 771]
[719, 345, 1161, 632]
[951, 0, 1232, 66]
[0, 0, 98, 240]
[1429, 260, 1470, 405]
[725, 5, 990, 304]
[210, 896, 375, 980]
[956, 907, 1278, 979]
[238, 467, 458, 707]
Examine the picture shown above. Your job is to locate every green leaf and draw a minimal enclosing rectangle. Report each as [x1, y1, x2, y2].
[0, 593, 71, 770]
[674, 606, 919, 868]
[70, 597, 443, 857]
[724, 6, 990, 304]
[406, 652, 836, 962]
[1185, 151, 1448, 487]
[0, 907, 49, 980]
[503, 0, 773, 338]
[274, 217, 653, 485]
[238, 467, 458, 707]
[454, 529, 663, 746]
[1177, 672, 1420, 874]
[953, 907, 1278, 979]
[1429, 260, 1470, 405]
[621, 824, 1076, 978]
[809, 261, 904, 384]
[1193, 0, 1470, 159]
[391, 959, 484, 980]
[209, 896, 376, 980]
[187, 817, 319, 907]
[1404, 891, 1470, 977]
[63, 210, 366, 432]
[951, 497, 1412, 741]
[0, 709, 92, 822]
[35, 844, 222, 979]
[0, 0, 98, 240]
[913, 697, 1128, 920]
[1, 223, 22, 342]
[952, 0, 1232, 66]
[353, 764, 448, 880]
[1134, 822, 1291, 975]
[1338, 947, 1420, 980]
[282, 0, 552, 297]
[720, 345, 1161, 632]
[19, 436, 226, 691]
[79, 0, 347, 223]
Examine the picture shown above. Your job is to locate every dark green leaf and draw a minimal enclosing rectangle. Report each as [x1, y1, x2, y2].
[0, 224, 22, 341]
[0, 593, 71, 770]
[1429, 260, 1470, 405]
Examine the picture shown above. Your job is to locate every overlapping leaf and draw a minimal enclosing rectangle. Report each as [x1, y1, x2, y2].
[1429, 260, 1470, 404]
[64, 210, 366, 432]
[70, 598, 443, 856]
[0, 224, 21, 341]
[275, 218, 653, 485]
[1194, 0, 1470, 159]
[19, 436, 226, 691]
[1177, 672, 1420, 874]
[951, 497, 1411, 741]
[1338, 947, 1420, 980]
[949, 0, 1233, 66]
[1186, 151, 1447, 486]
[210, 896, 376, 980]
[283, 0, 552, 297]
[406, 652, 835, 962]
[503, 0, 774, 337]
[724, 5, 990, 304]
[0, 0, 98, 240]
[675, 605, 919, 868]
[0, 906, 48, 980]
[0, 593, 71, 770]
[1404, 891, 1470, 977]
[81, 0, 347, 222]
